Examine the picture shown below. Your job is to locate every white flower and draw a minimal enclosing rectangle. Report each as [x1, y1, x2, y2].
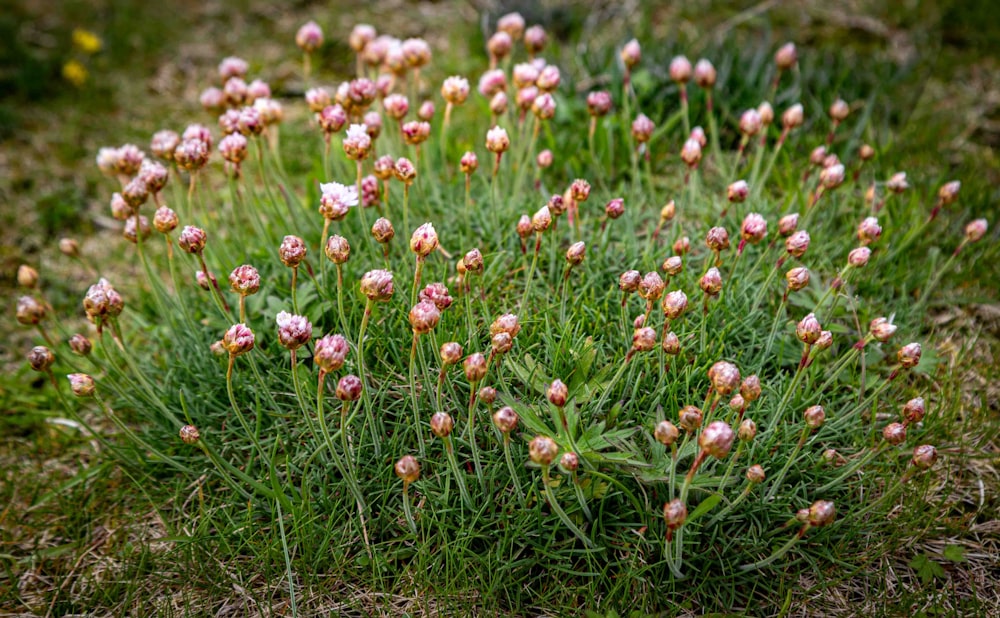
[346, 123, 369, 143]
[320, 181, 359, 208]
[275, 311, 292, 328]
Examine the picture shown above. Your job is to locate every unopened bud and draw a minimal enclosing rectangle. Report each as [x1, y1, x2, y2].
[179, 424, 201, 444]
[699, 421, 735, 459]
[566, 242, 586, 266]
[661, 256, 683, 276]
[807, 500, 836, 527]
[778, 214, 799, 236]
[857, 216, 882, 245]
[669, 55, 692, 83]
[662, 331, 681, 355]
[68, 373, 95, 397]
[786, 266, 810, 291]
[911, 444, 937, 469]
[678, 405, 703, 432]
[796, 313, 821, 345]
[746, 464, 766, 483]
[727, 180, 749, 203]
[632, 327, 657, 353]
[325, 235, 351, 264]
[464, 353, 487, 383]
[738, 418, 757, 441]
[661, 290, 688, 319]
[336, 374, 363, 401]
[558, 452, 579, 473]
[493, 406, 519, 433]
[897, 342, 921, 368]
[693, 59, 716, 88]
[804, 405, 825, 428]
[430, 411, 454, 438]
[28, 345, 55, 372]
[869, 317, 897, 343]
[529, 435, 559, 466]
[547, 379, 568, 407]
[478, 386, 496, 405]
[740, 375, 761, 402]
[638, 272, 665, 301]
[708, 361, 741, 396]
[654, 420, 679, 446]
[883, 422, 907, 446]
[17, 265, 38, 288]
[699, 267, 722, 296]
[848, 246, 871, 267]
[706, 226, 730, 252]
[965, 218, 988, 242]
[775, 42, 797, 70]
[829, 99, 849, 121]
[394, 455, 420, 483]
[663, 498, 687, 530]
[673, 236, 691, 255]
[69, 333, 92, 356]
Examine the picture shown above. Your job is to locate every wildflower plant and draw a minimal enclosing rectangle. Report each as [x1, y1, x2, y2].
[14, 11, 995, 614]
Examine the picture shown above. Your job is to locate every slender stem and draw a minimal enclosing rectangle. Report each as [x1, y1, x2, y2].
[466, 383, 484, 487]
[401, 482, 417, 534]
[290, 266, 299, 314]
[765, 426, 811, 499]
[739, 527, 808, 571]
[502, 434, 525, 505]
[541, 465, 595, 547]
[411, 256, 424, 306]
[519, 233, 541, 315]
[356, 300, 380, 457]
[336, 264, 347, 333]
[443, 436, 473, 509]
[410, 333, 427, 457]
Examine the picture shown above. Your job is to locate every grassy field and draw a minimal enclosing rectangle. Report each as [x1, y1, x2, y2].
[2, 1, 999, 616]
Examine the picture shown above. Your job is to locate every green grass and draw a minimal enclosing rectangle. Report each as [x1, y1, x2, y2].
[3, 2, 999, 615]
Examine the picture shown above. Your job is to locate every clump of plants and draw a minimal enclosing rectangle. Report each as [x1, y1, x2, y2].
[14, 12, 991, 611]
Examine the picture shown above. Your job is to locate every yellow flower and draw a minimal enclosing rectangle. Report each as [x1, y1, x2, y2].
[72, 28, 103, 54]
[62, 60, 88, 87]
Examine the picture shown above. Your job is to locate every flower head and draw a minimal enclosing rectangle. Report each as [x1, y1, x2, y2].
[276, 312, 312, 350]
[314, 334, 349, 373]
[223, 323, 255, 357]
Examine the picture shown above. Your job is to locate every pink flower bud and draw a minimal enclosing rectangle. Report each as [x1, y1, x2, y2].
[464, 353, 487, 383]
[848, 247, 871, 267]
[632, 327, 657, 352]
[738, 418, 757, 441]
[536, 149, 553, 168]
[903, 397, 926, 424]
[401, 120, 431, 145]
[820, 163, 845, 189]
[478, 69, 507, 97]
[699, 421, 735, 459]
[882, 422, 906, 446]
[487, 31, 512, 60]
[587, 90, 613, 117]
[490, 91, 509, 115]
[179, 424, 200, 444]
[621, 39, 641, 68]
[738, 109, 762, 136]
[693, 58, 716, 88]
[565, 241, 586, 266]
[938, 181, 961, 205]
[807, 500, 836, 527]
[223, 323, 255, 357]
[493, 406, 519, 433]
[778, 213, 799, 236]
[524, 25, 546, 53]
[336, 375, 363, 401]
[276, 311, 312, 350]
[857, 216, 882, 245]
[741, 375, 762, 402]
[151, 130, 180, 160]
[529, 435, 558, 466]
[305, 87, 332, 113]
[409, 223, 439, 257]
[348, 24, 376, 53]
[775, 42, 797, 70]
[727, 180, 749, 202]
[673, 236, 691, 255]
[296, 20, 323, 52]
[829, 98, 849, 121]
[757, 101, 774, 126]
[678, 405, 703, 432]
[279, 235, 307, 267]
[708, 361, 741, 396]
[655, 420, 679, 446]
[394, 157, 416, 184]
[219, 133, 249, 164]
[661, 256, 683, 276]
[706, 226, 730, 251]
[547, 379, 568, 407]
[517, 215, 533, 239]
[394, 455, 420, 483]
[631, 114, 654, 143]
[804, 405, 825, 428]
[796, 313, 821, 345]
[618, 269, 641, 295]
[16, 296, 45, 325]
[741, 213, 768, 244]
[965, 218, 988, 242]
[409, 300, 441, 334]
[662, 332, 681, 355]
[478, 386, 496, 405]
[782, 103, 804, 129]
[785, 266, 810, 291]
[343, 124, 372, 160]
[430, 411, 454, 438]
[319, 104, 348, 134]
[663, 498, 687, 531]
[531, 92, 556, 119]
[360, 269, 394, 302]
[638, 272, 665, 301]
[486, 126, 510, 153]
[816, 331, 833, 350]
[229, 265, 260, 296]
[178, 226, 207, 254]
[785, 230, 810, 258]
[911, 444, 937, 469]
[314, 334, 349, 373]
[532, 205, 552, 232]
[669, 55, 692, 83]
[897, 342, 921, 368]
[27, 345, 55, 372]
[440, 342, 463, 366]
[441, 76, 470, 105]
[325, 235, 351, 264]
[66, 373, 94, 397]
[680, 138, 702, 168]
[869, 317, 897, 343]
[699, 267, 722, 296]
[536, 65, 561, 92]
[462, 248, 484, 275]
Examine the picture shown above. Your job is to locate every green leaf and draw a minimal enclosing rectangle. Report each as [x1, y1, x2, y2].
[908, 553, 945, 584]
[942, 544, 967, 563]
[687, 494, 722, 523]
